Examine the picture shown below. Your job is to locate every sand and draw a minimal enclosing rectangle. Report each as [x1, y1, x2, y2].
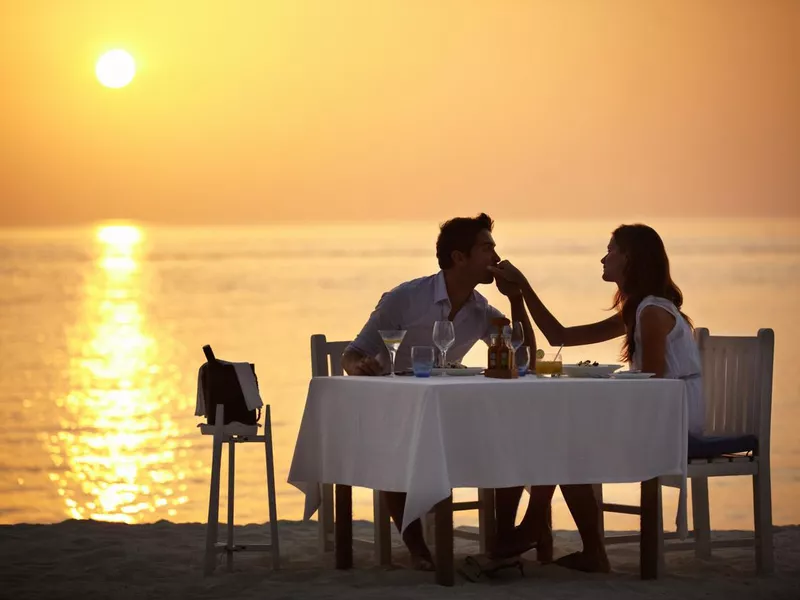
[2, 520, 798, 600]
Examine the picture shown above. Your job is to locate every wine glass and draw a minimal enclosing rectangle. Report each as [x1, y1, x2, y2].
[432, 320, 456, 372]
[516, 346, 531, 376]
[378, 329, 407, 377]
[510, 321, 525, 352]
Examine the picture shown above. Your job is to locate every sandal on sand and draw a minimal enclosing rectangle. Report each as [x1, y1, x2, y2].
[554, 551, 611, 573]
[459, 555, 524, 582]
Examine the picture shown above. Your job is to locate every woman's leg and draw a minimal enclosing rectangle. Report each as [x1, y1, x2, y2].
[558, 484, 610, 572]
[516, 485, 555, 562]
[383, 491, 434, 568]
[492, 485, 556, 560]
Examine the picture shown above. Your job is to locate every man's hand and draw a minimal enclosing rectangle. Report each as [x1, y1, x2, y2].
[489, 260, 527, 285]
[342, 351, 383, 376]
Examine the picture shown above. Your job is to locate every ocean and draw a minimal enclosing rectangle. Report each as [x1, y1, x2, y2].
[1, 218, 798, 531]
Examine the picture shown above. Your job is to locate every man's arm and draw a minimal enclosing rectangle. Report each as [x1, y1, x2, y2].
[341, 289, 405, 376]
[342, 347, 383, 376]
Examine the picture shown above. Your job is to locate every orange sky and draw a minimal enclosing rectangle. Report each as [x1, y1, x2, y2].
[1, 0, 798, 226]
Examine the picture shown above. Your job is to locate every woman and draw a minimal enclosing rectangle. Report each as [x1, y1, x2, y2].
[488, 223, 703, 573]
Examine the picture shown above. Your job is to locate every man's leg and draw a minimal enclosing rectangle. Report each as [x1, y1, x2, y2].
[383, 491, 433, 566]
[558, 484, 610, 572]
[494, 486, 524, 539]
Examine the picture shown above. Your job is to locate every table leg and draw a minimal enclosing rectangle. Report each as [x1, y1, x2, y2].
[335, 484, 353, 569]
[373, 491, 392, 566]
[478, 488, 496, 555]
[434, 494, 454, 586]
[640, 477, 663, 579]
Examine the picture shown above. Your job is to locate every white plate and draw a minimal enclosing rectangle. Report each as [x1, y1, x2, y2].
[431, 367, 484, 377]
[561, 364, 622, 378]
[612, 371, 655, 379]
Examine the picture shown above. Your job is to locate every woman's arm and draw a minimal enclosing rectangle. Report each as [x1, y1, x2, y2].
[637, 306, 675, 377]
[519, 279, 625, 347]
[490, 261, 625, 347]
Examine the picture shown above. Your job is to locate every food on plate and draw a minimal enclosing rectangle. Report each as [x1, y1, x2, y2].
[577, 360, 600, 367]
[443, 361, 467, 369]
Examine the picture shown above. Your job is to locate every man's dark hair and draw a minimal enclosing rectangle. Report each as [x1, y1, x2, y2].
[436, 213, 494, 269]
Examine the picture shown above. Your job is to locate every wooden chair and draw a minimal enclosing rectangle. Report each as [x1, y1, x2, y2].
[311, 333, 497, 564]
[202, 404, 280, 574]
[595, 328, 774, 574]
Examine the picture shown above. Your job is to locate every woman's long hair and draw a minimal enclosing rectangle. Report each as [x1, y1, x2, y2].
[611, 224, 692, 362]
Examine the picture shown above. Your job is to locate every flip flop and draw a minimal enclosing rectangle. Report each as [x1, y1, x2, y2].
[459, 556, 485, 582]
[459, 555, 524, 582]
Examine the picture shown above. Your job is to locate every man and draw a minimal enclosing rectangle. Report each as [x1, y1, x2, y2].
[342, 213, 536, 569]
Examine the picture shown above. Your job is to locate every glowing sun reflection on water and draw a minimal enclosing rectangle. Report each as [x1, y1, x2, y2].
[44, 225, 189, 523]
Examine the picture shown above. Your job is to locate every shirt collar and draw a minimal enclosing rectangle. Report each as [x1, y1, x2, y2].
[434, 270, 488, 308]
[433, 271, 450, 304]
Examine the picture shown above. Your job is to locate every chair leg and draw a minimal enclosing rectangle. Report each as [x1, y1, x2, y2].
[434, 494, 454, 586]
[263, 406, 281, 570]
[592, 483, 605, 536]
[691, 476, 711, 559]
[640, 477, 664, 579]
[373, 490, 392, 566]
[319, 483, 335, 554]
[478, 488, 496, 555]
[423, 512, 436, 552]
[226, 440, 235, 572]
[335, 485, 353, 569]
[753, 464, 774, 574]
[657, 483, 665, 574]
[204, 405, 225, 575]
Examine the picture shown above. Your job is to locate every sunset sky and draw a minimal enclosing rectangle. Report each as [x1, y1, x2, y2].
[1, 0, 798, 226]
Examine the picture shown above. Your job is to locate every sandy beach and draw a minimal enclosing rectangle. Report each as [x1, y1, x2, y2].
[2, 520, 798, 599]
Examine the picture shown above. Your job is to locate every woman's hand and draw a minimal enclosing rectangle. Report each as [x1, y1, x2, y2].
[494, 275, 521, 298]
[489, 260, 527, 285]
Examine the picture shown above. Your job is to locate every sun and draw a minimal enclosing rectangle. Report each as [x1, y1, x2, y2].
[96, 50, 136, 88]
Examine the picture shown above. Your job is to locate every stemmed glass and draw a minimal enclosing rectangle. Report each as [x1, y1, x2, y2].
[432, 320, 456, 373]
[508, 321, 525, 353]
[378, 330, 407, 377]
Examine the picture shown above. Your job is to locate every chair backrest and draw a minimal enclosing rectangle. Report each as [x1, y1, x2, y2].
[694, 328, 774, 448]
[311, 334, 352, 377]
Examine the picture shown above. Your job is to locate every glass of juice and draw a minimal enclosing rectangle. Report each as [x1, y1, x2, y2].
[535, 353, 563, 377]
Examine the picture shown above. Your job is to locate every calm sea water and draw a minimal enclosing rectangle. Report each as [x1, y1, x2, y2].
[1, 219, 798, 531]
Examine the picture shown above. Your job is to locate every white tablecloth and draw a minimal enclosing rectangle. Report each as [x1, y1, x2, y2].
[288, 376, 688, 532]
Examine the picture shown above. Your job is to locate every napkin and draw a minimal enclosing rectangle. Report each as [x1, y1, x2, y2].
[195, 360, 263, 417]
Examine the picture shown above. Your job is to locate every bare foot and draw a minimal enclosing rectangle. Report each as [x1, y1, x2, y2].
[554, 551, 611, 573]
[488, 531, 537, 560]
[511, 523, 553, 563]
[402, 528, 434, 571]
[409, 554, 436, 571]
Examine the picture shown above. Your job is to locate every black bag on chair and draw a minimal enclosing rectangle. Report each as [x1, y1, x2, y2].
[200, 345, 260, 425]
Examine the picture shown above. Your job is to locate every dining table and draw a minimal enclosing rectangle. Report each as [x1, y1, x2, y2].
[288, 373, 688, 585]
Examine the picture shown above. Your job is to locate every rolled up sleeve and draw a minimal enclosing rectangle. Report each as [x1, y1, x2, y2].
[346, 289, 407, 359]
